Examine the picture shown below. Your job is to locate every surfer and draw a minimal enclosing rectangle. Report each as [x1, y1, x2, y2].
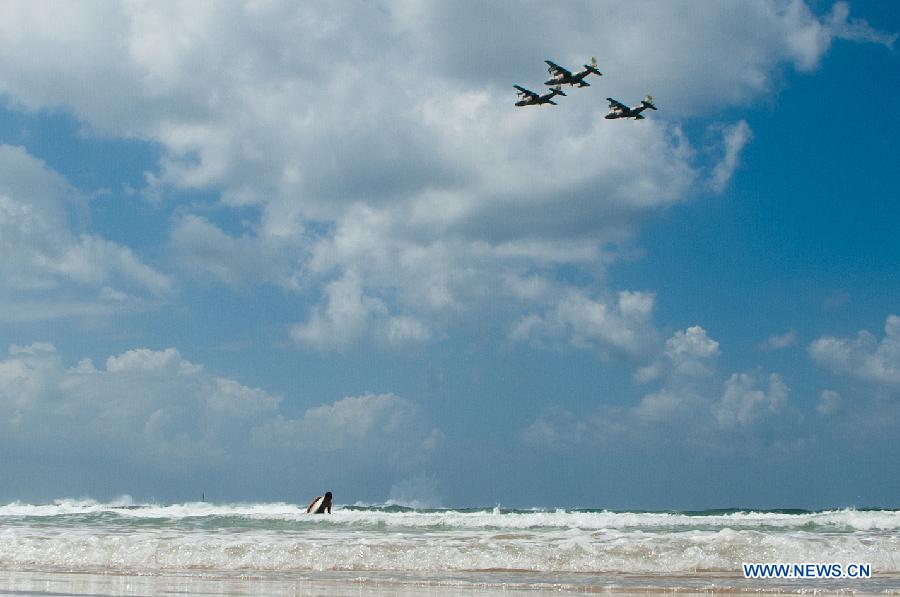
[306, 491, 333, 514]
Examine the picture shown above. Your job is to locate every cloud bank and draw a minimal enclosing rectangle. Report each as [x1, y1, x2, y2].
[0, 343, 441, 499]
[1, 1, 889, 348]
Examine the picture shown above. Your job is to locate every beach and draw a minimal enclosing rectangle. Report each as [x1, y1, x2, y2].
[3, 568, 891, 596]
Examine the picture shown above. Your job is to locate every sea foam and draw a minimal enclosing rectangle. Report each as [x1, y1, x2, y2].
[1, 501, 898, 577]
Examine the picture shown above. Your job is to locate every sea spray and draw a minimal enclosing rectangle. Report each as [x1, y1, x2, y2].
[1, 500, 898, 593]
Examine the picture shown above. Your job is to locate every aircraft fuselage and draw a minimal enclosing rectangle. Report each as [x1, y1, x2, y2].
[605, 109, 643, 119]
[544, 74, 590, 87]
[516, 97, 556, 107]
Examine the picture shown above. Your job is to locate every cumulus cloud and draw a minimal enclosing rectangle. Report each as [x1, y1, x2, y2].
[252, 393, 442, 470]
[632, 326, 722, 421]
[633, 387, 707, 423]
[511, 289, 657, 358]
[665, 325, 720, 378]
[0, 344, 441, 486]
[0, 145, 170, 321]
[523, 324, 793, 451]
[714, 372, 789, 429]
[524, 369, 793, 453]
[1, 2, 889, 345]
[104, 347, 203, 375]
[809, 315, 900, 386]
[632, 325, 719, 385]
[0, 345, 278, 469]
[289, 270, 431, 351]
[386, 1, 887, 109]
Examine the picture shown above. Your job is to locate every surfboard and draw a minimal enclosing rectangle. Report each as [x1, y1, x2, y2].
[307, 496, 325, 514]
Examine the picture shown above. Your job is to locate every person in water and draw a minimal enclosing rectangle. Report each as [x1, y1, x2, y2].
[306, 491, 332, 514]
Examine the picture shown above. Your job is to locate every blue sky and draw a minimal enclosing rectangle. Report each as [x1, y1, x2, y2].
[1, 1, 898, 509]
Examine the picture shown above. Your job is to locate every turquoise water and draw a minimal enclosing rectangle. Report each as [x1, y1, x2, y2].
[1, 500, 898, 594]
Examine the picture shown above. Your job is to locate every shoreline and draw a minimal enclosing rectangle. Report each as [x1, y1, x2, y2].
[1, 569, 897, 596]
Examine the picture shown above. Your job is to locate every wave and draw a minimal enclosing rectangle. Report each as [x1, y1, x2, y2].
[3, 499, 899, 532]
[1, 500, 898, 580]
[1, 524, 898, 575]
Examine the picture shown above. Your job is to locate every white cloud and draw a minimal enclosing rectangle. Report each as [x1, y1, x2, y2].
[631, 326, 722, 422]
[290, 271, 383, 350]
[761, 329, 799, 351]
[511, 289, 657, 357]
[0, 343, 61, 416]
[709, 120, 753, 192]
[168, 214, 303, 289]
[253, 393, 441, 469]
[105, 347, 203, 375]
[637, 368, 790, 432]
[665, 325, 720, 378]
[524, 368, 793, 453]
[54, 235, 171, 295]
[630, 325, 720, 386]
[387, 1, 881, 109]
[809, 315, 900, 386]
[0, 344, 280, 470]
[634, 387, 705, 423]
[666, 326, 720, 359]
[290, 269, 432, 351]
[0, 2, 891, 344]
[714, 372, 789, 429]
[0, 344, 440, 482]
[633, 361, 664, 385]
[522, 406, 588, 453]
[9, 342, 56, 356]
[0, 145, 171, 320]
[817, 389, 841, 415]
[523, 323, 793, 451]
[386, 316, 432, 345]
[826, 2, 897, 47]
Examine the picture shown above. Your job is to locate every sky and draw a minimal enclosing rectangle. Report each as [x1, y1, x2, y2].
[0, 1, 898, 510]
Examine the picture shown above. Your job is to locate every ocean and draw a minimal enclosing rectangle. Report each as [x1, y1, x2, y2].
[1, 499, 898, 595]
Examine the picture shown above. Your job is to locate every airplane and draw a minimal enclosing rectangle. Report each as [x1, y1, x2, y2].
[604, 95, 658, 119]
[514, 85, 566, 106]
[544, 57, 602, 88]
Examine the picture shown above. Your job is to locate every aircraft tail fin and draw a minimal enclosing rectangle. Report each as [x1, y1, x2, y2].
[641, 95, 658, 110]
[583, 56, 602, 77]
[551, 85, 566, 97]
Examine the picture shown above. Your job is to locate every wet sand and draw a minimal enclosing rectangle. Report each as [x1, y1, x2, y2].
[1, 569, 592, 596]
[1, 569, 895, 596]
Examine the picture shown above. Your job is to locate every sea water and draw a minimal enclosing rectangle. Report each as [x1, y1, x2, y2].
[1, 499, 898, 595]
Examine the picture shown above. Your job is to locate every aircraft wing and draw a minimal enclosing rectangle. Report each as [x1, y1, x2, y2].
[514, 85, 538, 99]
[606, 97, 628, 110]
[545, 60, 572, 77]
